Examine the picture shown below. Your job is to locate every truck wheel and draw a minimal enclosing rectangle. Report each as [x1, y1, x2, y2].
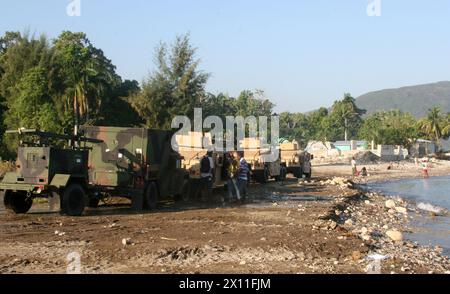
[61, 184, 86, 216]
[144, 182, 158, 210]
[304, 172, 312, 179]
[3, 191, 33, 214]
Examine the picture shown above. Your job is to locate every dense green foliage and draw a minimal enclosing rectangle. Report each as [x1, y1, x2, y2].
[1, 30, 449, 159]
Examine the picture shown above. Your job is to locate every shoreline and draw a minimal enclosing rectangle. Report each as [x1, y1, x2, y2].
[309, 176, 450, 273]
[311, 162, 450, 273]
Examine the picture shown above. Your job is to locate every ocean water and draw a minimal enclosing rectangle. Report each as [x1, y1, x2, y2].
[369, 177, 450, 256]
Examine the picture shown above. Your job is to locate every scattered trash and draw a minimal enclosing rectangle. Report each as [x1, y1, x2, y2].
[54, 230, 66, 236]
[386, 230, 403, 242]
[122, 238, 133, 246]
[160, 237, 177, 241]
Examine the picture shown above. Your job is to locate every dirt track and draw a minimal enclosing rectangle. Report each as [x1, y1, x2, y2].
[1, 162, 450, 274]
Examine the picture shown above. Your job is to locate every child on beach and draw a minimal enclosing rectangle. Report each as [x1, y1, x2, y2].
[421, 160, 429, 178]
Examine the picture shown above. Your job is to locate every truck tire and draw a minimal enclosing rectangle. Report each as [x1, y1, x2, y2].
[144, 182, 158, 210]
[304, 171, 312, 179]
[3, 191, 33, 214]
[61, 184, 86, 216]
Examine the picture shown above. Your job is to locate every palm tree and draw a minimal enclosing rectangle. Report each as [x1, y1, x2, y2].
[442, 113, 450, 138]
[332, 94, 366, 141]
[419, 107, 445, 150]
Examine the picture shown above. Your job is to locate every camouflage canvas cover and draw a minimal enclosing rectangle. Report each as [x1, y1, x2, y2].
[80, 126, 174, 188]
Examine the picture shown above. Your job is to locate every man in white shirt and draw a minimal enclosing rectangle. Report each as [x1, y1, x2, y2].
[351, 157, 357, 176]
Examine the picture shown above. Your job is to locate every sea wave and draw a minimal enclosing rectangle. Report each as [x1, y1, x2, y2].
[417, 202, 448, 216]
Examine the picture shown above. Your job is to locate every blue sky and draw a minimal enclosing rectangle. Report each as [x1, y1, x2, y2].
[1, 0, 450, 112]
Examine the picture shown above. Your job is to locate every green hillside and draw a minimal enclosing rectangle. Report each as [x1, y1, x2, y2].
[355, 81, 450, 117]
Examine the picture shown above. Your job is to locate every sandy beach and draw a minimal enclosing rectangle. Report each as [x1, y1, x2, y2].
[0, 160, 449, 274]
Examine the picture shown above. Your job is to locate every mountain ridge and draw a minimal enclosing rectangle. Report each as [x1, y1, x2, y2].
[355, 81, 450, 117]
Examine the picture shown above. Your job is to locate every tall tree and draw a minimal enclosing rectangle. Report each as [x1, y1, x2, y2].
[0, 32, 54, 155]
[52, 31, 121, 133]
[331, 93, 366, 141]
[359, 110, 420, 148]
[130, 34, 210, 129]
[6, 66, 59, 132]
[419, 107, 447, 149]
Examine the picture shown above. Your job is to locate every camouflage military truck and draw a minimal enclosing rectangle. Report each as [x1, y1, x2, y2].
[280, 139, 313, 179]
[0, 127, 190, 216]
[241, 138, 286, 183]
[174, 131, 226, 201]
[80, 126, 190, 210]
[0, 129, 102, 216]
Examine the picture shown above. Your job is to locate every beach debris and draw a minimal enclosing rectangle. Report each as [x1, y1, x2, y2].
[329, 221, 338, 230]
[395, 207, 407, 214]
[344, 219, 353, 226]
[386, 230, 403, 242]
[122, 238, 133, 246]
[320, 177, 355, 188]
[54, 230, 66, 236]
[385, 200, 396, 209]
[160, 237, 177, 241]
[361, 234, 371, 241]
[351, 251, 363, 260]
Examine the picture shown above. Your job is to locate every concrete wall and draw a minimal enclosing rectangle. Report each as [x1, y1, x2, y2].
[373, 145, 406, 161]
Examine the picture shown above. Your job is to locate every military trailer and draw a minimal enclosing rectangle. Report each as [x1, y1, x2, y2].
[0, 129, 102, 216]
[241, 138, 286, 183]
[0, 127, 189, 216]
[174, 131, 225, 201]
[280, 140, 313, 178]
[80, 126, 189, 210]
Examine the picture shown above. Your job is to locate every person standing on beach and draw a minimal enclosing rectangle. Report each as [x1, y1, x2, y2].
[234, 151, 249, 201]
[421, 159, 429, 178]
[200, 151, 214, 201]
[225, 152, 240, 202]
[351, 157, 358, 176]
